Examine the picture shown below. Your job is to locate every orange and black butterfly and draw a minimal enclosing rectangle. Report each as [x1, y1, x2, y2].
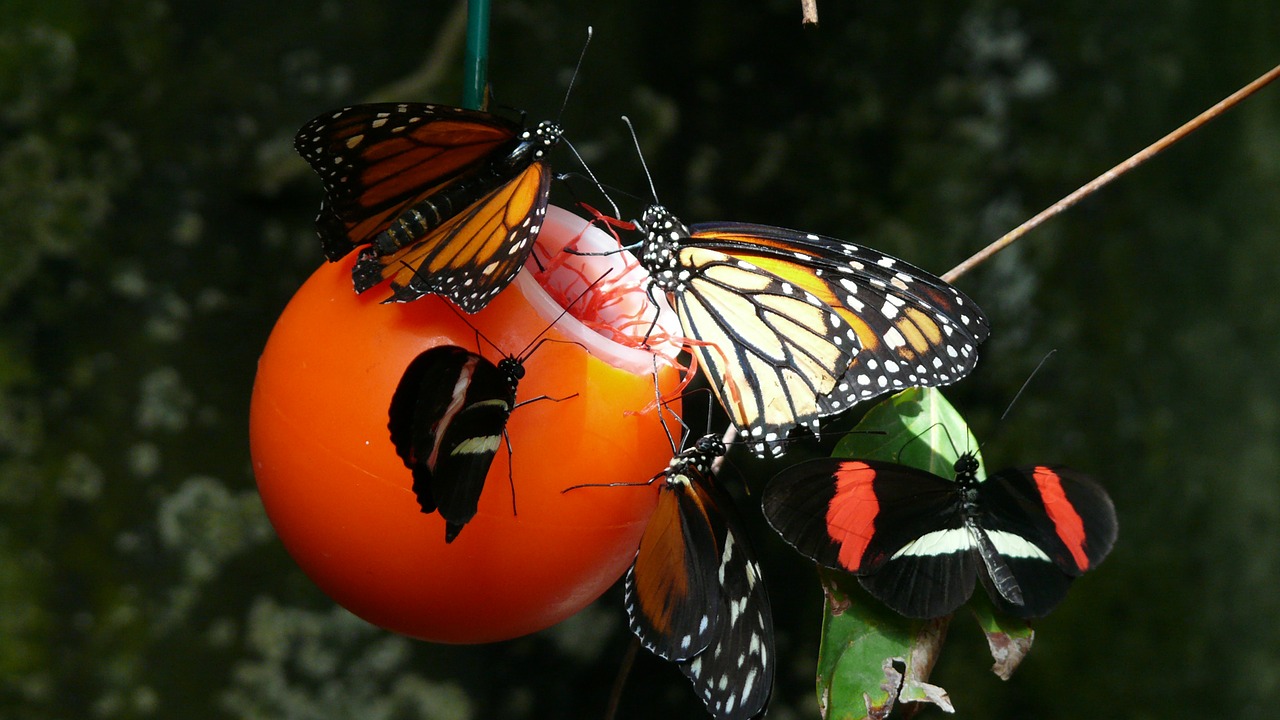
[294, 103, 560, 312]
[623, 433, 774, 720]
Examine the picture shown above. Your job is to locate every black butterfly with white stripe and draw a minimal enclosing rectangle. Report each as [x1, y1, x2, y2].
[388, 272, 605, 542]
[622, 433, 774, 720]
[763, 450, 1117, 618]
[388, 345, 529, 543]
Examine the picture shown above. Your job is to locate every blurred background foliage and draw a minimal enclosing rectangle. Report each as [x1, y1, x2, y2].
[2, 0, 1279, 718]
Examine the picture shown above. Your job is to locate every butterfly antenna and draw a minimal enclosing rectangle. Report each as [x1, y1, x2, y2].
[557, 26, 592, 122]
[563, 138, 621, 218]
[999, 349, 1058, 422]
[892, 421, 958, 465]
[449, 298, 506, 357]
[621, 115, 661, 205]
[516, 268, 613, 361]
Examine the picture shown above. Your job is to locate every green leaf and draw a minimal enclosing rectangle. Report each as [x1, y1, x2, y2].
[832, 386, 983, 477]
[968, 592, 1035, 680]
[816, 569, 953, 719]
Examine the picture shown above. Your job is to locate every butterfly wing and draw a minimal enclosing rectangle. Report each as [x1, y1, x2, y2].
[387, 345, 515, 543]
[625, 474, 723, 661]
[764, 458, 979, 618]
[355, 155, 551, 309]
[974, 466, 1117, 617]
[676, 474, 775, 720]
[649, 213, 987, 457]
[691, 222, 989, 396]
[625, 439, 774, 719]
[670, 244, 862, 455]
[296, 103, 521, 259]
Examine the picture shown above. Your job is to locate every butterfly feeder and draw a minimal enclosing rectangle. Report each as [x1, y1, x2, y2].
[250, 206, 685, 643]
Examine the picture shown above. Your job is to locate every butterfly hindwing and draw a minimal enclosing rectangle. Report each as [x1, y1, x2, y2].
[676, 482, 775, 720]
[674, 247, 860, 446]
[363, 156, 551, 308]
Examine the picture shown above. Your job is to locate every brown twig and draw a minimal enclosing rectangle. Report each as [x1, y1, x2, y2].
[942, 63, 1280, 283]
[800, 0, 818, 25]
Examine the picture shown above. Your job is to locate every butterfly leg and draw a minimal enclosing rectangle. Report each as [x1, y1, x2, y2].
[511, 392, 579, 411]
[503, 429, 517, 517]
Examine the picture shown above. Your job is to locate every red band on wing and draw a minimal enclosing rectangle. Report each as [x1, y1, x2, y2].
[1033, 466, 1090, 570]
[826, 462, 880, 571]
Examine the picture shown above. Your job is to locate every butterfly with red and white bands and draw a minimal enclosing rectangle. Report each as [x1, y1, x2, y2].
[762, 451, 1117, 619]
[388, 345, 527, 543]
[632, 206, 990, 458]
[625, 433, 774, 720]
[295, 103, 559, 312]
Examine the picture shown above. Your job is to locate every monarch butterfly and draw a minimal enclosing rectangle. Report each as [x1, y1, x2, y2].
[573, 432, 774, 720]
[294, 103, 560, 312]
[630, 204, 990, 457]
[763, 450, 1117, 618]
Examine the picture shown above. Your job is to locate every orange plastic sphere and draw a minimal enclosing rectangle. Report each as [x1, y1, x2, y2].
[251, 207, 681, 643]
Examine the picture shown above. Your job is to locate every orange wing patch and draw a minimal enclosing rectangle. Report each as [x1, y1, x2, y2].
[361, 161, 550, 307]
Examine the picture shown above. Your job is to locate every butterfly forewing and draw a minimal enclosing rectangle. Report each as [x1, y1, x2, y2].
[691, 222, 989, 401]
[296, 104, 519, 259]
[764, 458, 979, 617]
[764, 459, 953, 571]
[973, 466, 1118, 617]
[625, 475, 723, 661]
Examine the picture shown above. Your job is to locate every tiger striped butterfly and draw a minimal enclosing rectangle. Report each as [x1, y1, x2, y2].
[602, 432, 774, 719]
[762, 450, 1117, 619]
[631, 205, 990, 458]
[294, 103, 560, 311]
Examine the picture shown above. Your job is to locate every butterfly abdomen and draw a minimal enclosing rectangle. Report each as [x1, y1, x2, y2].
[370, 122, 563, 259]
